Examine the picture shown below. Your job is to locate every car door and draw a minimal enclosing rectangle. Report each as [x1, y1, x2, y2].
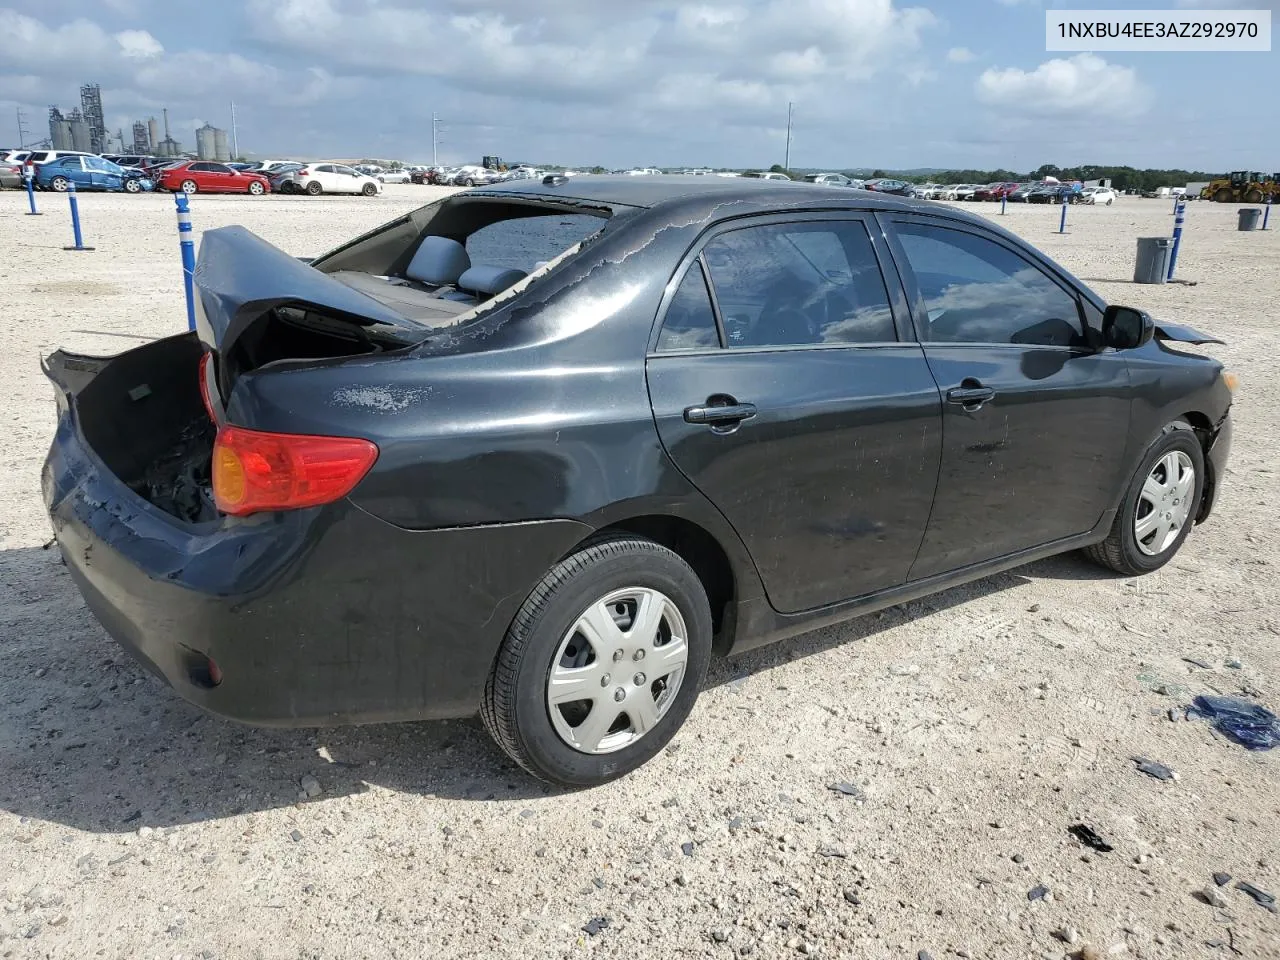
[646, 214, 943, 614]
[205, 162, 238, 191]
[311, 164, 339, 192]
[883, 215, 1132, 579]
[85, 156, 120, 190]
[333, 165, 362, 193]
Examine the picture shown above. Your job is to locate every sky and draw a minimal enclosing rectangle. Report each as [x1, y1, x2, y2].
[1, 0, 1276, 172]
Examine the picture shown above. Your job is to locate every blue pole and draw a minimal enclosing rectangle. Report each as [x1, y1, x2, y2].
[1001, 193, 1007, 216]
[62, 181, 94, 252]
[175, 193, 197, 331]
[1058, 195, 1068, 233]
[1264, 196, 1272, 231]
[1167, 200, 1186, 280]
[24, 168, 41, 215]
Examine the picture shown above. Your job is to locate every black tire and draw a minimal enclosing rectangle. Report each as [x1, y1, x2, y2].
[247, 180, 265, 195]
[50, 176, 69, 192]
[1083, 421, 1205, 575]
[1214, 187, 1233, 203]
[181, 179, 198, 194]
[464, 177, 475, 187]
[481, 535, 713, 787]
[124, 178, 141, 193]
[1244, 189, 1263, 204]
[361, 182, 377, 196]
[306, 181, 322, 196]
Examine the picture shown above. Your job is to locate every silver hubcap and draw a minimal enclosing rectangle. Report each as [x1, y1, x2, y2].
[1135, 450, 1195, 556]
[547, 587, 688, 755]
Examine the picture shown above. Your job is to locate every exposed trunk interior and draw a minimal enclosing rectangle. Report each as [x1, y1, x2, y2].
[67, 335, 217, 523]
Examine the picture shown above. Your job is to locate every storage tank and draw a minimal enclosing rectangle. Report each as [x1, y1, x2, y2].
[213, 127, 229, 162]
[148, 117, 159, 151]
[70, 118, 91, 152]
[51, 119, 74, 150]
[196, 123, 217, 161]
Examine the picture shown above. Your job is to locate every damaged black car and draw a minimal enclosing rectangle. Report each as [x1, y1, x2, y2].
[43, 176, 1234, 786]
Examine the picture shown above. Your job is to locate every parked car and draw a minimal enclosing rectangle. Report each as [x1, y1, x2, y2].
[1, 162, 21, 189]
[941, 183, 978, 201]
[41, 176, 1233, 787]
[803, 173, 854, 187]
[288, 163, 383, 196]
[1081, 186, 1117, 206]
[453, 166, 503, 186]
[1006, 183, 1039, 202]
[267, 162, 307, 193]
[863, 178, 911, 195]
[1026, 183, 1064, 203]
[35, 154, 153, 193]
[378, 169, 412, 184]
[157, 161, 271, 195]
[912, 183, 944, 199]
[973, 181, 1022, 201]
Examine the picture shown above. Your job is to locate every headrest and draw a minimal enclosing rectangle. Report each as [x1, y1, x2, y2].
[457, 265, 527, 296]
[405, 236, 471, 287]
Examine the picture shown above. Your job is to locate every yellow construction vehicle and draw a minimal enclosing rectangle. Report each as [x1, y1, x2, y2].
[1200, 171, 1278, 203]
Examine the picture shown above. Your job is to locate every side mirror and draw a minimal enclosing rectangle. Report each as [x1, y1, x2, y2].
[1102, 305, 1155, 350]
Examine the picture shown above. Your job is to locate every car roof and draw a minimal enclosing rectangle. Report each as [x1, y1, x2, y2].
[469, 174, 939, 211]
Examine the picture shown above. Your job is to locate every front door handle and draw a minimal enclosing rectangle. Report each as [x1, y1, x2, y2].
[946, 384, 996, 408]
[683, 401, 757, 426]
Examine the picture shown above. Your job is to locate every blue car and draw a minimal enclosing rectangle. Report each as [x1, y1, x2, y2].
[36, 155, 153, 194]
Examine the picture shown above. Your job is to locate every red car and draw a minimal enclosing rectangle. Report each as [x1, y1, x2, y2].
[157, 161, 270, 195]
[974, 181, 1022, 201]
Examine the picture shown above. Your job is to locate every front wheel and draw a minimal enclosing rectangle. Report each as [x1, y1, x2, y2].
[1083, 421, 1205, 575]
[181, 179, 198, 194]
[481, 536, 713, 787]
[123, 178, 141, 193]
[361, 182, 377, 196]
[247, 180, 265, 195]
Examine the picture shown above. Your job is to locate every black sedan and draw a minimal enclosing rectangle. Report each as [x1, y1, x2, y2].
[42, 176, 1234, 786]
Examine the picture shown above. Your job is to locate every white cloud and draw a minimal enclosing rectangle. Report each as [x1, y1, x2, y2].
[115, 29, 162, 58]
[976, 53, 1149, 116]
[947, 46, 976, 63]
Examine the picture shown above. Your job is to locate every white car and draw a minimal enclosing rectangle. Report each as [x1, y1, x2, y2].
[1082, 186, 1117, 206]
[945, 183, 980, 200]
[295, 162, 383, 196]
[377, 169, 412, 184]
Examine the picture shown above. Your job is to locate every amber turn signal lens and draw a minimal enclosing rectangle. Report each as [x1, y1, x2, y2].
[1223, 371, 1239, 392]
[212, 444, 247, 507]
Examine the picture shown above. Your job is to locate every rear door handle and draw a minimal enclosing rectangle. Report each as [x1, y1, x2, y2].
[683, 402, 757, 425]
[946, 385, 996, 407]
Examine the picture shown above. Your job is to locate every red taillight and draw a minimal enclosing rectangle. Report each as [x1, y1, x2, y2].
[297, 169, 309, 176]
[212, 425, 378, 516]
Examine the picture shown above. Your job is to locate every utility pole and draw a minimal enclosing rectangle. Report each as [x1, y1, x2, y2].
[16, 106, 30, 148]
[784, 102, 793, 171]
[230, 101, 239, 160]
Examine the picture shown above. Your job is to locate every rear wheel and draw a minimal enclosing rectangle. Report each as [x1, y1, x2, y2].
[247, 180, 265, 195]
[306, 181, 322, 196]
[50, 176, 69, 192]
[482, 536, 713, 787]
[181, 179, 198, 194]
[464, 177, 475, 187]
[361, 182, 377, 196]
[1244, 189, 1263, 204]
[1083, 421, 1204, 575]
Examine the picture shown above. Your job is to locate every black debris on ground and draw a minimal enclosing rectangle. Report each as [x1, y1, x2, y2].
[1068, 824, 1114, 853]
[582, 917, 610, 937]
[1236, 881, 1277, 913]
[1133, 757, 1177, 781]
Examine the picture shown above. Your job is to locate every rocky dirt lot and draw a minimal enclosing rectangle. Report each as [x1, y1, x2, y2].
[0, 185, 1277, 960]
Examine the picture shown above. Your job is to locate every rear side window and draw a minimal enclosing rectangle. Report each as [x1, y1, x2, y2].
[701, 220, 897, 347]
[466, 213, 605, 274]
[657, 261, 720, 351]
[893, 222, 1086, 347]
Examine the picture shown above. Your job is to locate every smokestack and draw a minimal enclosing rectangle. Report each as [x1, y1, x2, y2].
[163, 107, 171, 140]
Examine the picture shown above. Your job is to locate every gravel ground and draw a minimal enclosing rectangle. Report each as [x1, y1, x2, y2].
[1, 185, 1277, 960]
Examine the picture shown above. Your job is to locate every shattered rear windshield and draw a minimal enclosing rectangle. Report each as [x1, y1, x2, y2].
[466, 214, 606, 274]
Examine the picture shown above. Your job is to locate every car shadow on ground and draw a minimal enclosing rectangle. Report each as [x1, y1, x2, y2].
[0, 543, 1118, 832]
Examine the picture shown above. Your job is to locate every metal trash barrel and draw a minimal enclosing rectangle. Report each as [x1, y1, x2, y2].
[1238, 208, 1262, 231]
[1133, 237, 1173, 284]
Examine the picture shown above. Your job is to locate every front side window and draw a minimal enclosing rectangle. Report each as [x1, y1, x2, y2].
[656, 260, 720, 351]
[893, 222, 1086, 347]
[701, 220, 897, 348]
